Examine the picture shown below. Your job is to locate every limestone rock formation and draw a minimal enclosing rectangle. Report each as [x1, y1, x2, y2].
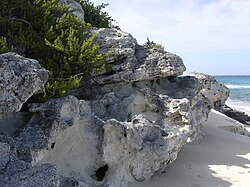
[59, 0, 84, 21]
[0, 96, 104, 186]
[2, 86, 210, 187]
[0, 134, 59, 187]
[0, 53, 48, 117]
[189, 72, 250, 125]
[190, 72, 230, 111]
[0, 29, 230, 187]
[91, 28, 186, 84]
[86, 75, 212, 185]
[222, 105, 250, 125]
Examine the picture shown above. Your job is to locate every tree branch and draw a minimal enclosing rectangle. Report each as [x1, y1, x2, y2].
[10, 17, 32, 28]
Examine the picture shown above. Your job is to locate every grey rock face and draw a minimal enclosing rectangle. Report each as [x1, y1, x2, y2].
[23, 96, 103, 186]
[0, 53, 48, 117]
[190, 72, 229, 111]
[87, 76, 211, 186]
[92, 28, 137, 63]
[0, 112, 31, 135]
[0, 142, 10, 171]
[3, 76, 212, 186]
[59, 0, 84, 21]
[222, 105, 250, 125]
[91, 28, 186, 84]
[16, 96, 92, 165]
[0, 134, 59, 187]
[0, 96, 93, 187]
[2, 164, 59, 187]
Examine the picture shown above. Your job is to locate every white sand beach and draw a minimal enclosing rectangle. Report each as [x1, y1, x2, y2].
[129, 110, 250, 187]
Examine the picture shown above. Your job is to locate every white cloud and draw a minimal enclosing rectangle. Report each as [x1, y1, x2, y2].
[92, 0, 250, 53]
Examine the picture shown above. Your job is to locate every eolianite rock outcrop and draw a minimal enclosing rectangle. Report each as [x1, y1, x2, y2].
[222, 105, 250, 125]
[91, 28, 185, 84]
[0, 28, 230, 187]
[0, 52, 48, 117]
[0, 2, 230, 184]
[189, 73, 250, 126]
[189, 72, 230, 112]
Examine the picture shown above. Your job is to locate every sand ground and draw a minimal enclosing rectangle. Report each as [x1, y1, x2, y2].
[129, 110, 250, 187]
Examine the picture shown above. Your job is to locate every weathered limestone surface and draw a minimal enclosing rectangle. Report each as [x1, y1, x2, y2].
[87, 75, 211, 186]
[1, 164, 59, 187]
[0, 52, 48, 117]
[91, 28, 186, 84]
[0, 134, 59, 187]
[6, 96, 103, 187]
[189, 72, 250, 126]
[222, 105, 250, 125]
[1, 85, 210, 187]
[190, 72, 229, 111]
[0, 142, 10, 171]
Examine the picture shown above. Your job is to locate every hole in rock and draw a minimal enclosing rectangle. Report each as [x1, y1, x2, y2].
[156, 79, 160, 85]
[95, 164, 109, 181]
[132, 119, 140, 124]
[124, 131, 127, 138]
[150, 80, 154, 86]
[51, 142, 56, 149]
[161, 131, 169, 137]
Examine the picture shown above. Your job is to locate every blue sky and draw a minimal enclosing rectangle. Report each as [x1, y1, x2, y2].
[92, 0, 250, 75]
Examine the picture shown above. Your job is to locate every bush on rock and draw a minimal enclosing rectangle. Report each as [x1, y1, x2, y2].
[76, 0, 118, 28]
[0, 0, 109, 100]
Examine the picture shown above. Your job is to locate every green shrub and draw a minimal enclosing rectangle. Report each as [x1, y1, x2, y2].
[76, 0, 119, 28]
[0, 37, 14, 53]
[44, 76, 81, 99]
[0, 0, 109, 101]
[144, 37, 164, 50]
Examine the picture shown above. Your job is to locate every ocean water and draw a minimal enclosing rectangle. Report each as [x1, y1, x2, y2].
[215, 75, 250, 115]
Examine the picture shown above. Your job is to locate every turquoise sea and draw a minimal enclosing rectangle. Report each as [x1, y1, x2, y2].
[215, 75, 250, 114]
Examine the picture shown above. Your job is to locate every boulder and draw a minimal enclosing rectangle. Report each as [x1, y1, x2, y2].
[87, 76, 211, 186]
[222, 105, 250, 125]
[91, 28, 185, 84]
[91, 28, 137, 63]
[190, 72, 229, 111]
[0, 53, 48, 117]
